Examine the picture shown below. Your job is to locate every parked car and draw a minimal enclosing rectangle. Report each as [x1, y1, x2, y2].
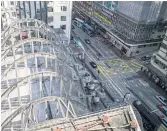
[140, 55, 151, 61]
[157, 104, 167, 116]
[89, 61, 97, 68]
[159, 116, 167, 127]
[156, 95, 167, 106]
[84, 39, 91, 44]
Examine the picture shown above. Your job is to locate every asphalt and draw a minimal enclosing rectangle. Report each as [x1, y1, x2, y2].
[72, 25, 166, 119]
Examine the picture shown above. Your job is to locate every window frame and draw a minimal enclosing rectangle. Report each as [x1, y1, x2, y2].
[61, 6, 67, 11]
[61, 16, 66, 21]
[60, 25, 66, 30]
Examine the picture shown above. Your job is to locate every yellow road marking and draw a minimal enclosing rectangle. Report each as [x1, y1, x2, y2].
[97, 58, 140, 76]
[130, 60, 143, 68]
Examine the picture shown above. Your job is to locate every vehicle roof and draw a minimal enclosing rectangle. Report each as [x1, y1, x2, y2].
[157, 95, 166, 99]
[162, 106, 167, 111]
[163, 117, 167, 121]
[74, 18, 84, 23]
[83, 23, 94, 30]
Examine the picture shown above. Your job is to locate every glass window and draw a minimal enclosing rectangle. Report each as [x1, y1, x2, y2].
[25, 1, 30, 18]
[20, 1, 25, 19]
[1, 1, 4, 6]
[30, 1, 35, 18]
[60, 25, 66, 30]
[61, 16, 66, 21]
[61, 6, 67, 11]
[48, 16, 53, 23]
[48, 7, 53, 12]
[10, 1, 14, 5]
[35, 1, 41, 20]
[12, 12, 16, 17]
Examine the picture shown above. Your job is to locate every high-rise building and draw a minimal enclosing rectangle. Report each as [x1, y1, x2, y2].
[1, 1, 73, 43]
[73, 1, 167, 57]
[1, 1, 18, 31]
[18, 1, 48, 23]
[151, 31, 167, 76]
[47, 1, 73, 43]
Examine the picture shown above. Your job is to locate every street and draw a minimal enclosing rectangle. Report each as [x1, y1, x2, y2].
[71, 24, 166, 117]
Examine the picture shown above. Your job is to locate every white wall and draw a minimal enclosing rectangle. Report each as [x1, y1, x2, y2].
[48, 1, 72, 43]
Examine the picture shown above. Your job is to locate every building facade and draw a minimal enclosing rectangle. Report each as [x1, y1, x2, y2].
[18, 1, 48, 23]
[1, 1, 18, 31]
[151, 31, 167, 76]
[73, 1, 167, 57]
[47, 1, 73, 43]
[1, 1, 72, 43]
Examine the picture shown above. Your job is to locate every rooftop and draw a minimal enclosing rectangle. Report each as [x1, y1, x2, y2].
[28, 105, 142, 131]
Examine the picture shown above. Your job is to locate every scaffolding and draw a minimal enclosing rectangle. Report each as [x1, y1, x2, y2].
[1, 18, 88, 131]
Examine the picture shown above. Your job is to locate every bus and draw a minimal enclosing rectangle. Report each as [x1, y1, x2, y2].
[73, 18, 84, 28]
[82, 23, 94, 37]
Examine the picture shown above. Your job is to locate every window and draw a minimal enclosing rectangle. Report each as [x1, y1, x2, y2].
[48, 7, 53, 12]
[60, 25, 66, 30]
[12, 12, 16, 17]
[2, 13, 6, 18]
[61, 16, 66, 21]
[10, 1, 14, 5]
[61, 6, 67, 11]
[48, 16, 53, 23]
[1, 1, 4, 6]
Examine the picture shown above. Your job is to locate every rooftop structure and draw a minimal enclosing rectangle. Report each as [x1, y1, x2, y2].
[27, 105, 142, 131]
[1, 18, 89, 131]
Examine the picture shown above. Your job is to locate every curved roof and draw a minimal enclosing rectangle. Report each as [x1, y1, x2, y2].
[1, 19, 89, 131]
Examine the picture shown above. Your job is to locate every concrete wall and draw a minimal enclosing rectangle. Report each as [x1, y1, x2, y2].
[48, 1, 72, 43]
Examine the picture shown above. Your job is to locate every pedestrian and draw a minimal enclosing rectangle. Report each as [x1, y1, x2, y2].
[97, 57, 99, 61]
[98, 70, 100, 74]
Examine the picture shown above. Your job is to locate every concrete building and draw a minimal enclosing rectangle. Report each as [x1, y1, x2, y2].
[73, 1, 167, 57]
[47, 1, 73, 43]
[1, 1, 72, 43]
[18, 1, 48, 23]
[151, 31, 167, 76]
[1, 1, 18, 31]
[17, 1, 72, 43]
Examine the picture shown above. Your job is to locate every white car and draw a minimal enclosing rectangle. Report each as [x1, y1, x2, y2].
[156, 95, 167, 106]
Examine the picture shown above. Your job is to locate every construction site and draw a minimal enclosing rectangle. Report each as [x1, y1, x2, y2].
[1, 17, 144, 131]
[7, 0, 167, 130]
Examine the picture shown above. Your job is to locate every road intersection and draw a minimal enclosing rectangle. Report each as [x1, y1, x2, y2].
[72, 25, 166, 117]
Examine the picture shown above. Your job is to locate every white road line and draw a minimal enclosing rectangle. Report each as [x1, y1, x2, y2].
[73, 27, 125, 99]
[139, 79, 148, 87]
